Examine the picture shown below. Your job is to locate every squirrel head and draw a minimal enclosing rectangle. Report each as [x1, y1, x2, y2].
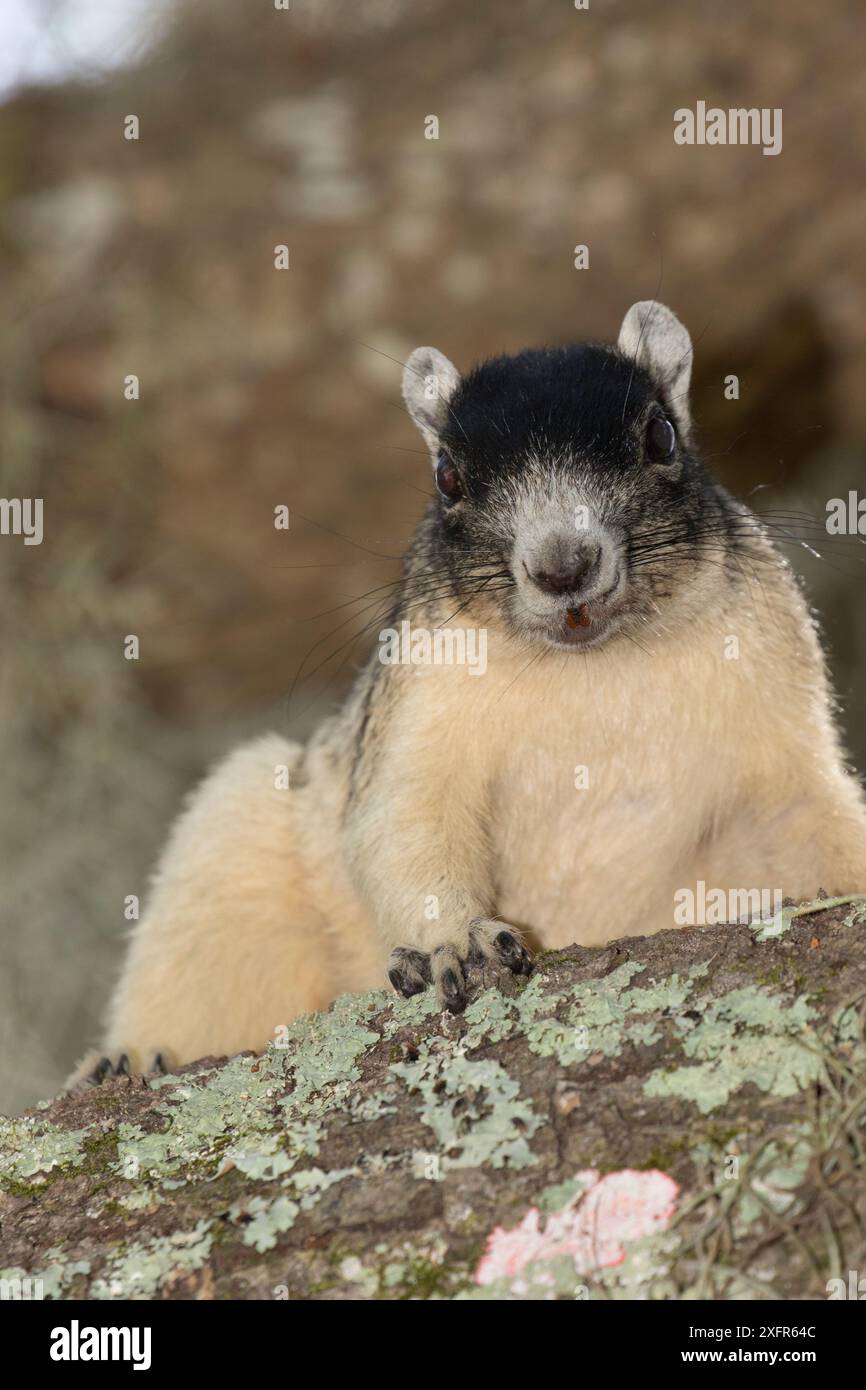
[401, 302, 739, 652]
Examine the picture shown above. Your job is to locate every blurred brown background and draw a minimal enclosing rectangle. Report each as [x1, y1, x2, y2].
[1, 0, 864, 1112]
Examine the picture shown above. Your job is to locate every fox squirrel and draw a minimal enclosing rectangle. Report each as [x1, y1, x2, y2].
[69, 302, 866, 1087]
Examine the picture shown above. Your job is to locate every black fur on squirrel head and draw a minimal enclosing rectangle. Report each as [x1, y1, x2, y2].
[402, 301, 747, 652]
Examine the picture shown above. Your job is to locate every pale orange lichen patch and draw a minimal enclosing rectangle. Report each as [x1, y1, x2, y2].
[475, 1168, 679, 1285]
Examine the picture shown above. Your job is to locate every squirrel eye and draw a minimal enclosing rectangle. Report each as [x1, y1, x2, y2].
[435, 453, 462, 501]
[645, 414, 676, 463]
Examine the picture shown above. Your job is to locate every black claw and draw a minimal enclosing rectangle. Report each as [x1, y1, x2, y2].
[87, 1056, 112, 1086]
[151, 1053, 167, 1075]
[113, 1053, 130, 1077]
[389, 968, 425, 999]
[398, 949, 432, 983]
[466, 937, 490, 967]
[495, 930, 534, 975]
[496, 931, 526, 966]
[440, 968, 467, 1014]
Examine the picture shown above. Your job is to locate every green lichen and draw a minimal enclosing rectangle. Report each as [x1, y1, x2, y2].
[114, 1052, 302, 1182]
[90, 1221, 214, 1300]
[514, 961, 707, 1068]
[96, 1011, 372, 1260]
[536, 1173, 596, 1213]
[277, 992, 381, 1117]
[291, 1164, 356, 1207]
[391, 1042, 540, 1170]
[348, 1089, 398, 1122]
[644, 986, 819, 1114]
[116, 987, 385, 1186]
[337, 1255, 379, 1296]
[753, 893, 866, 942]
[382, 1260, 407, 1288]
[461, 990, 519, 1049]
[0, 1117, 92, 1185]
[225, 1133, 295, 1181]
[233, 1195, 300, 1253]
[116, 1187, 162, 1212]
[225, 1160, 357, 1253]
[1, 1248, 91, 1300]
[381, 988, 442, 1037]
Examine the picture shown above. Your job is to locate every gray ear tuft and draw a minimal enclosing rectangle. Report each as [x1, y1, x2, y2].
[618, 301, 693, 437]
[402, 347, 461, 454]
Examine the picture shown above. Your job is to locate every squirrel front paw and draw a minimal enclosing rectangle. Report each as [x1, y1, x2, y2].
[67, 1050, 169, 1091]
[387, 920, 533, 1014]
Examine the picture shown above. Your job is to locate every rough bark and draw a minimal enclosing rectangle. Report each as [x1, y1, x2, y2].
[3, 898, 866, 1301]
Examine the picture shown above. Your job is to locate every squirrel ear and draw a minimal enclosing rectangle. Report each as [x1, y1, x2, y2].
[402, 347, 461, 454]
[618, 301, 693, 438]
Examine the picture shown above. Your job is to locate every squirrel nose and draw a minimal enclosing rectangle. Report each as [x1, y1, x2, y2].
[529, 541, 601, 596]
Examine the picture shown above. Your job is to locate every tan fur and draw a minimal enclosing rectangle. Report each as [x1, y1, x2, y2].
[68, 316, 866, 1088]
[70, 551, 866, 1087]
